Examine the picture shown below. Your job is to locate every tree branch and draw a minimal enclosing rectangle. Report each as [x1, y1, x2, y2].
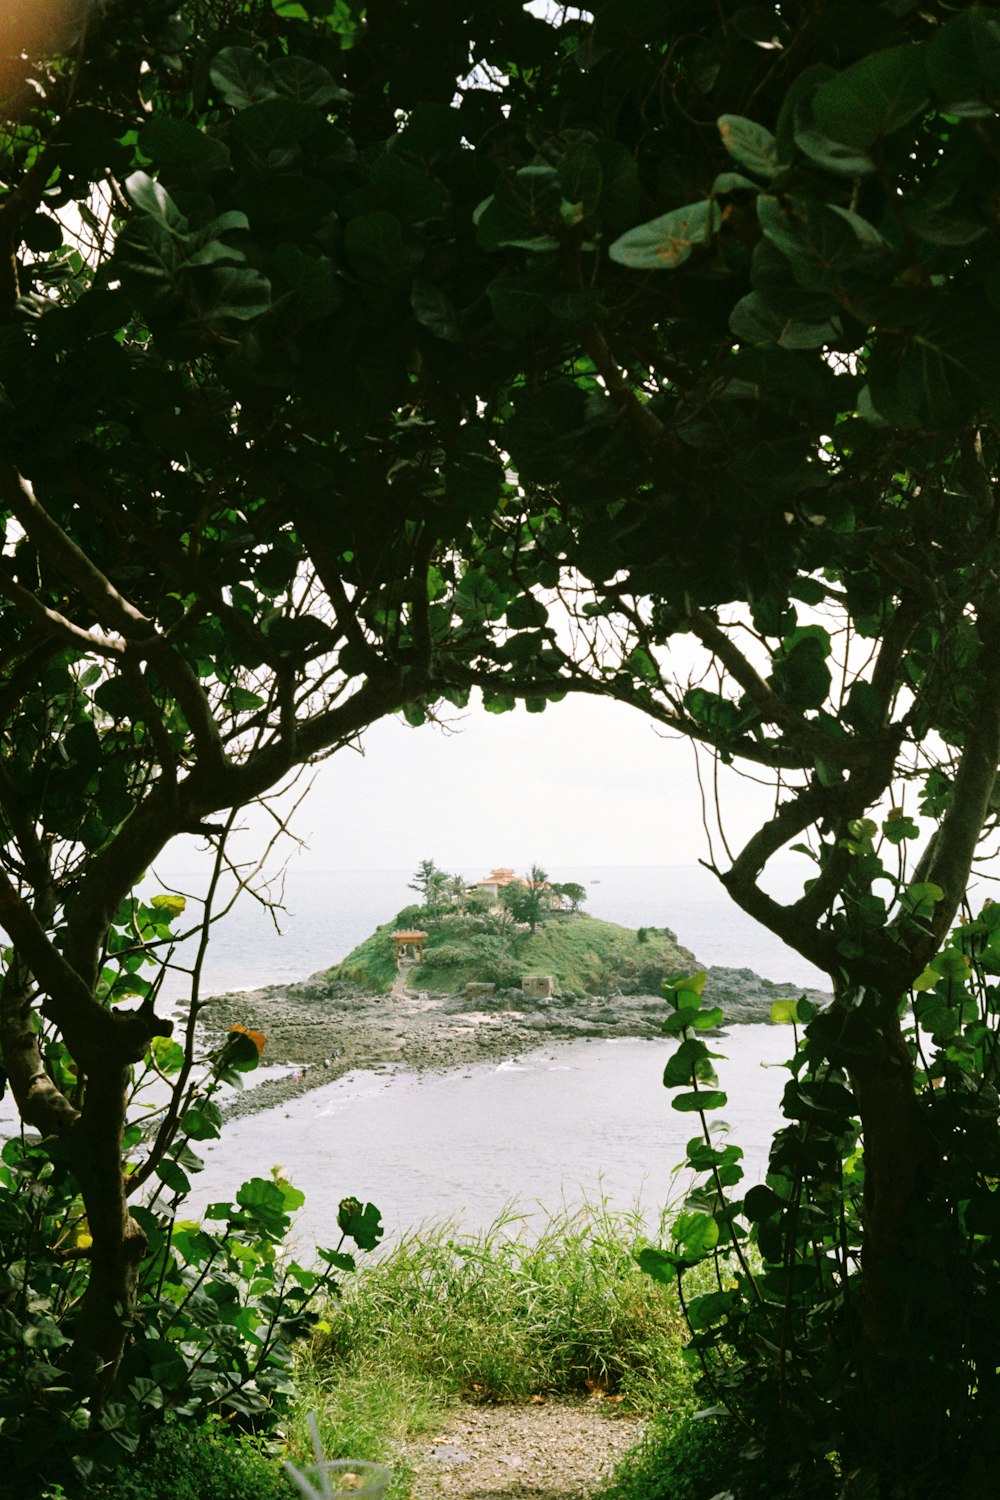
[688, 609, 884, 768]
[890, 600, 1000, 978]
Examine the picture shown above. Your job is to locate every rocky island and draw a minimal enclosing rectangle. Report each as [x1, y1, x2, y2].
[200, 866, 830, 1120]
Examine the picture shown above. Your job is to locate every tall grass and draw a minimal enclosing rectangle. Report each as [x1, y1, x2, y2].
[287, 1199, 698, 1477]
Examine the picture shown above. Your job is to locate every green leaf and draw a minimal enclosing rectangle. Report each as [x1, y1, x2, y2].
[506, 593, 548, 629]
[125, 172, 188, 231]
[337, 1199, 384, 1250]
[812, 43, 930, 149]
[636, 1246, 687, 1283]
[139, 119, 231, 178]
[717, 115, 782, 178]
[229, 686, 266, 713]
[210, 47, 276, 108]
[487, 273, 549, 332]
[686, 1289, 738, 1328]
[899, 876, 947, 912]
[559, 143, 603, 215]
[180, 1108, 221, 1142]
[868, 300, 1000, 429]
[663, 1037, 720, 1089]
[744, 1183, 785, 1221]
[927, 9, 1000, 116]
[666, 971, 708, 1003]
[609, 201, 721, 271]
[236, 1176, 296, 1236]
[712, 171, 759, 194]
[155, 1159, 190, 1195]
[882, 813, 919, 845]
[231, 98, 321, 152]
[792, 127, 876, 175]
[474, 166, 562, 252]
[189, 265, 273, 327]
[690, 1006, 726, 1031]
[730, 291, 841, 350]
[139, 1339, 189, 1391]
[271, 54, 350, 106]
[770, 997, 815, 1025]
[687, 1140, 742, 1172]
[410, 279, 461, 342]
[343, 211, 421, 280]
[672, 1089, 728, 1112]
[672, 1211, 720, 1256]
[273, 243, 342, 317]
[150, 893, 186, 921]
[150, 1037, 184, 1075]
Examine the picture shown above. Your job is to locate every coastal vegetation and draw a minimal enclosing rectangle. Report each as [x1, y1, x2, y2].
[90, 1203, 704, 1500]
[332, 864, 693, 997]
[5, 2, 1000, 1498]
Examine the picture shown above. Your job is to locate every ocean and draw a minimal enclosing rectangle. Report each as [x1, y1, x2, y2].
[155, 864, 819, 1244]
[1, 865, 822, 1245]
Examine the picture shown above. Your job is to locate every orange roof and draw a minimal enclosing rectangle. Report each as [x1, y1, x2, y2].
[393, 929, 428, 942]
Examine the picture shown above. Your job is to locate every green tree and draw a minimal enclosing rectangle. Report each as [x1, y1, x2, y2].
[423, 4, 1000, 1493]
[408, 859, 445, 917]
[555, 882, 587, 913]
[9, 2, 1000, 1494]
[0, 3, 582, 1478]
[502, 865, 549, 933]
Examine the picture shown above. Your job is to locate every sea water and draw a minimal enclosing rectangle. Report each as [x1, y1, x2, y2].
[186, 1028, 794, 1251]
[0, 865, 819, 1247]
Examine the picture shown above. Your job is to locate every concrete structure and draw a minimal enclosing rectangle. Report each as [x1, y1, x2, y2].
[465, 981, 497, 999]
[522, 974, 553, 999]
[393, 930, 428, 963]
[469, 866, 522, 900]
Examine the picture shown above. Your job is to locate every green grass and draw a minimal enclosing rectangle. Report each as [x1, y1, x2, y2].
[332, 909, 695, 997]
[298, 1201, 696, 1425]
[96, 1202, 704, 1500]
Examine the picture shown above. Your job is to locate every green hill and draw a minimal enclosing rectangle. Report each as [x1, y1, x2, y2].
[330, 908, 698, 998]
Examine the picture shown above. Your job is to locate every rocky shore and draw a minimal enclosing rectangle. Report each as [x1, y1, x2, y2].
[199, 965, 831, 1121]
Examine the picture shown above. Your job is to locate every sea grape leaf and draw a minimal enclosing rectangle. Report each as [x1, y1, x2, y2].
[609, 201, 721, 270]
[717, 115, 782, 177]
[811, 44, 930, 149]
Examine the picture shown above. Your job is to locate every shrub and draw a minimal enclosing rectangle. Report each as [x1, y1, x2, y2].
[100, 1420, 290, 1500]
[605, 1414, 743, 1500]
[393, 905, 425, 929]
[2, 1029, 382, 1495]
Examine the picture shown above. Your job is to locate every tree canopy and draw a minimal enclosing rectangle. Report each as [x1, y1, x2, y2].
[6, 1, 1000, 1494]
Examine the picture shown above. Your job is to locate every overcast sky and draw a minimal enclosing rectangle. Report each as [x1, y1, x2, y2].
[161, 691, 784, 876]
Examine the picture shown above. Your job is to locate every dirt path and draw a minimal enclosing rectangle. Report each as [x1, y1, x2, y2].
[391, 960, 418, 999]
[402, 1399, 643, 1500]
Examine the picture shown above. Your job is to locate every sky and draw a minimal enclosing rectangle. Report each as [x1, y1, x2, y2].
[160, 690, 783, 877]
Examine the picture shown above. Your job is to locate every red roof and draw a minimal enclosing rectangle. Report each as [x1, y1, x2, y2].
[393, 930, 428, 941]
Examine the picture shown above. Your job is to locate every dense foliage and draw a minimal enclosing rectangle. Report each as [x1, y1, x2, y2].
[6, 0, 1000, 1495]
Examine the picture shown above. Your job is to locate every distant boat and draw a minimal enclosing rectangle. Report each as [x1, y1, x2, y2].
[591, 879, 601, 883]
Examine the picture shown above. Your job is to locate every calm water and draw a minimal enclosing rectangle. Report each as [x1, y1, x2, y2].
[1, 865, 817, 1248]
[187, 1028, 794, 1252]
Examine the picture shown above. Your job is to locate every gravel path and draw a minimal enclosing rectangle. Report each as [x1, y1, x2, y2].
[403, 1399, 643, 1500]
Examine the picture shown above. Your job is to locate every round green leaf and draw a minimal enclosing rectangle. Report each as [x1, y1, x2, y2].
[718, 115, 782, 178]
[811, 44, 930, 149]
[609, 201, 721, 270]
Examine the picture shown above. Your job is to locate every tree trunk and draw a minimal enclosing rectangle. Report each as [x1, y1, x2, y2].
[849, 1004, 950, 1495]
[69, 1061, 147, 1402]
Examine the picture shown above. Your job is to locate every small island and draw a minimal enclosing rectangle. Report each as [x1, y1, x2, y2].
[203, 862, 830, 1121]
